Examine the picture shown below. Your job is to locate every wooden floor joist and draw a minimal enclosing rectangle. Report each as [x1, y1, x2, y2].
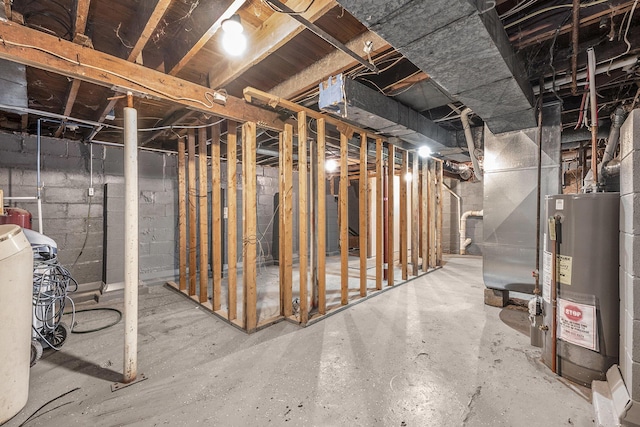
[187, 129, 197, 296]
[0, 21, 285, 130]
[227, 121, 238, 321]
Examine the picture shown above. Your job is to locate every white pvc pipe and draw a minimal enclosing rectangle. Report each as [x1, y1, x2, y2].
[460, 210, 483, 255]
[443, 184, 461, 245]
[123, 102, 139, 383]
[460, 108, 482, 182]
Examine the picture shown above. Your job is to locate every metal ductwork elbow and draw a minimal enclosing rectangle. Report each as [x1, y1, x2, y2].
[599, 107, 627, 185]
[460, 108, 482, 181]
[443, 160, 472, 180]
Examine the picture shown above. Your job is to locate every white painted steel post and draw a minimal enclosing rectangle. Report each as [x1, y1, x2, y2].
[123, 94, 138, 383]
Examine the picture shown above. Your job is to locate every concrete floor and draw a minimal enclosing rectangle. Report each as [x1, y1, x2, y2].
[6, 256, 593, 426]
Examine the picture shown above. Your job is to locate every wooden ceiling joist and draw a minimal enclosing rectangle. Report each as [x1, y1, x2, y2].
[3, 0, 10, 20]
[56, 0, 92, 137]
[90, 0, 173, 141]
[209, 0, 335, 90]
[270, 31, 389, 100]
[54, 79, 82, 137]
[73, 0, 91, 42]
[127, 0, 173, 62]
[0, 20, 284, 129]
[167, 0, 246, 76]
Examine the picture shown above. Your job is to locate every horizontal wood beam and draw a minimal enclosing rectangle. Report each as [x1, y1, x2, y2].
[209, 0, 335, 89]
[0, 20, 285, 129]
[270, 31, 389, 100]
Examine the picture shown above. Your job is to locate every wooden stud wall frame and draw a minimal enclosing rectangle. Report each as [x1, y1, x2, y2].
[167, 89, 444, 333]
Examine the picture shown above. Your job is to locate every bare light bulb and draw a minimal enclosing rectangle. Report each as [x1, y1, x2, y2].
[418, 146, 431, 158]
[325, 159, 338, 173]
[221, 14, 246, 56]
[222, 32, 247, 56]
[405, 172, 412, 182]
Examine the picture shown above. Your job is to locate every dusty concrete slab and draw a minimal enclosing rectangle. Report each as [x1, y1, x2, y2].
[7, 256, 593, 426]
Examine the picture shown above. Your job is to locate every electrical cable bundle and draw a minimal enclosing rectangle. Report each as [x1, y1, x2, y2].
[32, 248, 77, 350]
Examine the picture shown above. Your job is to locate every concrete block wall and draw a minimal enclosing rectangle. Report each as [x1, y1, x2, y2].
[1, 129, 343, 286]
[442, 177, 484, 255]
[619, 109, 640, 402]
[0, 131, 179, 286]
[0, 132, 105, 285]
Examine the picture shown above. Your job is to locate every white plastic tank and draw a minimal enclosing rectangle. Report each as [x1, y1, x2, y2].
[0, 224, 33, 423]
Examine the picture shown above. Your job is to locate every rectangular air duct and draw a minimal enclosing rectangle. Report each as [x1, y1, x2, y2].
[319, 75, 455, 150]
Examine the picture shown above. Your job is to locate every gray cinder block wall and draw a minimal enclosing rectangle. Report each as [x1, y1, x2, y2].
[442, 177, 483, 255]
[1, 132, 107, 285]
[0, 130, 302, 287]
[619, 109, 640, 418]
[0, 131, 179, 286]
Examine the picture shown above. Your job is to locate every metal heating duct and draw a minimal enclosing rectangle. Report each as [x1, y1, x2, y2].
[482, 103, 561, 293]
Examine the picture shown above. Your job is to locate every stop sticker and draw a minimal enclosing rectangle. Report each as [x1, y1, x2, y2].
[564, 305, 583, 321]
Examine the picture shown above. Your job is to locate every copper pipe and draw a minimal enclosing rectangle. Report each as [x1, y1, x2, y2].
[571, 0, 580, 95]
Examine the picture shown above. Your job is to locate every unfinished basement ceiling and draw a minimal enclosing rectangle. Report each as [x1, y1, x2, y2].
[0, 0, 637, 163]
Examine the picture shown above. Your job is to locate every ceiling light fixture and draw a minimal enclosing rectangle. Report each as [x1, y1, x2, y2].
[325, 159, 338, 173]
[221, 14, 246, 56]
[418, 146, 431, 158]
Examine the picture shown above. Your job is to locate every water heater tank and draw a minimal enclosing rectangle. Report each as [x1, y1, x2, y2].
[542, 193, 619, 386]
[0, 207, 32, 229]
[0, 224, 33, 423]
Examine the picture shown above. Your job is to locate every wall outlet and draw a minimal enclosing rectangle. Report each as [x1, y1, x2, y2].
[88, 187, 94, 197]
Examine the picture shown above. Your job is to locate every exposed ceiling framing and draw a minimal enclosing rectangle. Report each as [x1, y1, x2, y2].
[0, 0, 636, 163]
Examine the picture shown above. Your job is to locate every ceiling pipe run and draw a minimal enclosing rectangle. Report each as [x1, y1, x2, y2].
[460, 108, 482, 181]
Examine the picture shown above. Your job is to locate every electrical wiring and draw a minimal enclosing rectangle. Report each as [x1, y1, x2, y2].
[32, 252, 78, 351]
[605, 0, 639, 71]
[504, 0, 610, 30]
[65, 307, 123, 334]
[499, 0, 539, 19]
[262, 0, 315, 15]
[0, 37, 226, 112]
